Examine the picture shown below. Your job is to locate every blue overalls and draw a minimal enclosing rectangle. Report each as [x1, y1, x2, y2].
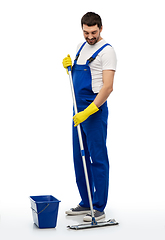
[72, 42, 111, 212]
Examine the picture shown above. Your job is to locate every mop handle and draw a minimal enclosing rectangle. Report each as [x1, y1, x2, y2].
[67, 66, 95, 223]
[67, 66, 85, 156]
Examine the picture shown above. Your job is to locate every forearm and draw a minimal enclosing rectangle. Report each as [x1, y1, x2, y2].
[94, 85, 113, 108]
[94, 70, 115, 108]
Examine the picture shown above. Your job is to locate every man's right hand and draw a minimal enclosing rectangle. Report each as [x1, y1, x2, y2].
[62, 54, 72, 74]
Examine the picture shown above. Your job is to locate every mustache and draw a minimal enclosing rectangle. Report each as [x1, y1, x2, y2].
[86, 38, 96, 41]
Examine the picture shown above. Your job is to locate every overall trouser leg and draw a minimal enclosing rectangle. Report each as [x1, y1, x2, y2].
[73, 102, 109, 212]
[82, 102, 109, 212]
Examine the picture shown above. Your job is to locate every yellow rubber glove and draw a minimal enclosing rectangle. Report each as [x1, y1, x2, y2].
[73, 102, 99, 127]
[62, 54, 72, 74]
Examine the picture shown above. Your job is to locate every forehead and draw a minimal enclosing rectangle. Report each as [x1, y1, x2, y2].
[83, 24, 99, 33]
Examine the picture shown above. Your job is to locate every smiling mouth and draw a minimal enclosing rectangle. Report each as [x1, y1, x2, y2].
[88, 38, 95, 42]
[86, 38, 96, 45]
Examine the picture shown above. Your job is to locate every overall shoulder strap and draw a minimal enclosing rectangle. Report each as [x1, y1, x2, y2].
[86, 43, 112, 64]
[74, 42, 86, 63]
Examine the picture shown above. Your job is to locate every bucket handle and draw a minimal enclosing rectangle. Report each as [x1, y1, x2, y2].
[31, 203, 50, 215]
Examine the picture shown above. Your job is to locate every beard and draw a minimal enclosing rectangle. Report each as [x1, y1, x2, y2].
[86, 34, 100, 45]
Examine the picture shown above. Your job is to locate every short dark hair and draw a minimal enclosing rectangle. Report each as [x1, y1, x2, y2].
[81, 12, 102, 29]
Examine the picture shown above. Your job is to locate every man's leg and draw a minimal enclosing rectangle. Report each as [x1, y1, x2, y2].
[82, 102, 109, 212]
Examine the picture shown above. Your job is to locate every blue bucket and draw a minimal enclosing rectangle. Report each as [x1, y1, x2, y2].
[30, 195, 60, 228]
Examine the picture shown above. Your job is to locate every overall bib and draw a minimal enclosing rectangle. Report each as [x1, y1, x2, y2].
[72, 42, 111, 212]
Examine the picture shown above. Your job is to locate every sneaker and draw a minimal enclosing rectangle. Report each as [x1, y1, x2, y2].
[65, 205, 90, 215]
[83, 210, 105, 222]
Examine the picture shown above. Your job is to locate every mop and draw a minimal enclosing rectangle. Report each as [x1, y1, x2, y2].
[67, 66, 119, 230]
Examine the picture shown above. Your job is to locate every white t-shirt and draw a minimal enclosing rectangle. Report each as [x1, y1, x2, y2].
[76, 39, 117, 93]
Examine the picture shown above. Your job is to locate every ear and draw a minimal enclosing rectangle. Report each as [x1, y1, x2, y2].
[100, 26, 103, 33]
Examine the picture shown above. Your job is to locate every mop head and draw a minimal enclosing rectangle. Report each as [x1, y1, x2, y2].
[67, 219, 119, 230]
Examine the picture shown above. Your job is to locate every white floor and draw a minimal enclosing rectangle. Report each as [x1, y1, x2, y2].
[0, 198, 165, 240]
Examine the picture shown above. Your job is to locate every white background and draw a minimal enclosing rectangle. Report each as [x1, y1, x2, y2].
[0, 0, 165, 239]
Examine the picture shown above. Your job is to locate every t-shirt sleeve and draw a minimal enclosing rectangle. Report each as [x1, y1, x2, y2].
[101, 46, 117, 71]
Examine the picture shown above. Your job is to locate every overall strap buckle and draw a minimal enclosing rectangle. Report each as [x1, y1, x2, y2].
[87, 56, 96, 64]
[86, 43, 112, 65]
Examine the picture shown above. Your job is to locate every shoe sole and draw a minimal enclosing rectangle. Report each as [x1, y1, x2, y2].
[83, 213, 105, 222]
[66, 210, 90, 216]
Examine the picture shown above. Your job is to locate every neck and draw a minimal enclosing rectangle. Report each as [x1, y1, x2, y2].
[98, 36, 103, 42]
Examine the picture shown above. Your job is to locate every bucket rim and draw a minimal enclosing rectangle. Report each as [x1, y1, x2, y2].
[29, 195, 61, 203]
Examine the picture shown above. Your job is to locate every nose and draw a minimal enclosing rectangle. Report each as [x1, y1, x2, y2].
[88, 33, 93, 39]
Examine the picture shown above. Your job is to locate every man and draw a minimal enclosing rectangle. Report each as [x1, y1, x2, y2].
[62, 12, 117, 222]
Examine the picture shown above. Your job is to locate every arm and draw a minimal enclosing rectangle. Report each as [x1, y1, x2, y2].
[94, 70, 115, 108]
